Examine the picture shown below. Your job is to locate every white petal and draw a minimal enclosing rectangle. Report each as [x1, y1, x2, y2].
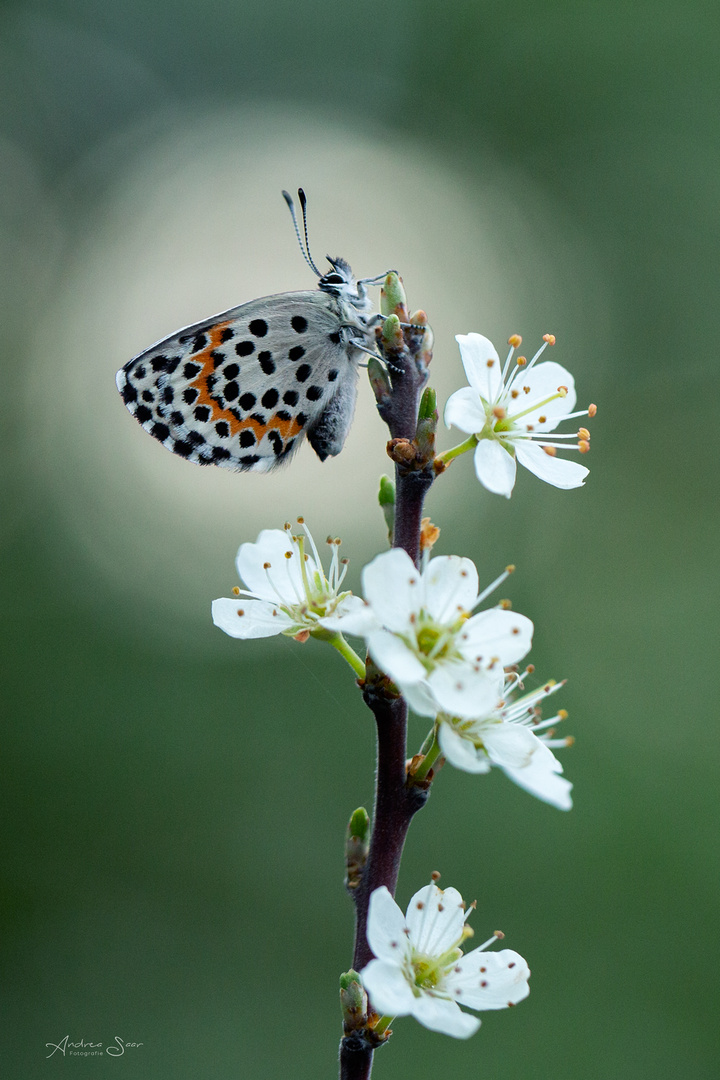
[449, 948, 530, 1010]
[362, 549, 421, 633]
[480, 722, 543, 769]
[506, 360, 577, 430]
[235, 530, 312, 604]
[455, 333, 502, 400]
[460, 609, 534, 668]
[318, 595, 378, 634]
[211, 597, 294, 638]
[422, 556, 479, 623]
[410, 993, 480, 1038]
[400, 680, 442, 718]
[405, 883, 466, 955]
[443, 386, 486, 434]
[502, 752, 573, 810]
[428, 663, 501, 719]
[361, 959, 417, 1016]
[473, 439, 517, 497]
[366, 886, 412, 965]
[438, 723, 491, 774]
[514, 441, 589, 489]
[367, 630, 427, 685]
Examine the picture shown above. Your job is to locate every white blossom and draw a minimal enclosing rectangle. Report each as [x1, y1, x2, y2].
[444, 332, 595, 497]
[437, 672, 573, 810]
[212, 520, 374, 640]
[361, 881, 530, 1038]
[357, 548, 533, 718]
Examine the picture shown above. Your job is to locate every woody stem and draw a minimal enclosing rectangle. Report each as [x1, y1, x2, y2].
[339, 316, 433, 1080]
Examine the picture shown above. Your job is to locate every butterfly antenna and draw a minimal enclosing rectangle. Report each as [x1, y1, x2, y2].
[297, 189, 324, 277]
[282, 189, 322, 278]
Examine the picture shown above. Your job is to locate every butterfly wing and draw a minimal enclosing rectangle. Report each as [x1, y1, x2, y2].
[116, 292, 366, 472]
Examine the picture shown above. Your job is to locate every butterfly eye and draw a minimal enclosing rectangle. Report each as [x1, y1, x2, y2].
[323, 273, 345, 285]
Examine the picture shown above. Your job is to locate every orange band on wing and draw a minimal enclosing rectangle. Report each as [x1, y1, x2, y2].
[188, 323, 302, 446]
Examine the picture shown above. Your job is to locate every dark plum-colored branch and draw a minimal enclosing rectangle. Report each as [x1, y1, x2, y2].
[352, 687, 428, 972]
[339, 282, 436, 1080]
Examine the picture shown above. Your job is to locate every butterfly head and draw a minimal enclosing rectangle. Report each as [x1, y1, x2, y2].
[318, 256, 373, 312]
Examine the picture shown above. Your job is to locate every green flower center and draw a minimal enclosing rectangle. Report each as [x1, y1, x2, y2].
[411, 613, 467, 671]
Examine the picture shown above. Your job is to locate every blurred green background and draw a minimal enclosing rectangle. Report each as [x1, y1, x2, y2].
[2, 1, 718, 1077]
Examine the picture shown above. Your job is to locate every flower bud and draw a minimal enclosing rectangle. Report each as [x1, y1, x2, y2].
[381, 313, 404, 349]
[380, 272, 408, 320]
[345, 807, 370, 891]
[367, 356, 392, 404]
[378, 475, 395, 543]
[340, 970, 368, 1033]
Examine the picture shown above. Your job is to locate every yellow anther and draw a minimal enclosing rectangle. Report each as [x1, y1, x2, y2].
[492, 405, 507, 419]
[500, 598, 512, 609]
[263, 561, 271, 569]
[578, 427, 590, 440]
[543, 333, 556, 345]
[538, 414, 546, 423]
[236, 608, 245, 616]
[508, 334, 522, 348]
[526, 663, 535, 674]
[588, 402, 597, 417]
[579, 439, 590, 453]
[517, 356, 527, 367]
[543, 446, 557, 457]
[297, 516, 305, 524]
[486, 358, 495, 368]
[232, 586, 240, 595]
[284, 551, 293, 559]
[557, 385, 568, 397]
[558, 709, 568, 720]
[420, 517, 441, 553]
[511, 389, 520, 398]
[431, 870, 441, 881]
[505, 564, 516, 573]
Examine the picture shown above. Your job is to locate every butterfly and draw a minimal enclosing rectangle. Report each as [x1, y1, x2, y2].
[116, 189, 388, 472]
